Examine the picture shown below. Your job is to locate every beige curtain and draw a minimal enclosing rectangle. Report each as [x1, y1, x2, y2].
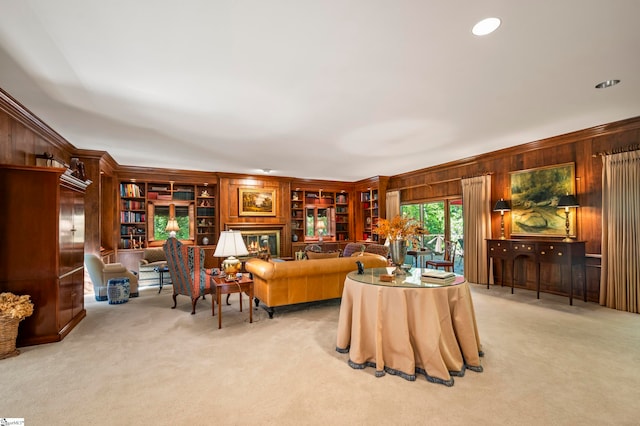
[461, 175, 492, 284]
[386, 190, 400, 219]
[601, 150, 640, 313]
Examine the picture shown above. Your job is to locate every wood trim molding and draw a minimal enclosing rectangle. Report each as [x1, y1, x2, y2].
[0, 87, 75, 153]
[391, 115, 640, 181]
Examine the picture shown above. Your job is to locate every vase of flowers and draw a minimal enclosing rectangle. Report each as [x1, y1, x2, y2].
[374, 215, 420, 275]
[0, 292, 34, 359]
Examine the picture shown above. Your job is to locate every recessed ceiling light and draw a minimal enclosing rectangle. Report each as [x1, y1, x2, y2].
[595, 79, 621, 89]
[472, 17, 501, 36]
[261, 168, 272, 174]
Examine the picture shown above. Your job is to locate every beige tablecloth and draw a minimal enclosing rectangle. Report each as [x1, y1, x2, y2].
[336, 276, 483, 386]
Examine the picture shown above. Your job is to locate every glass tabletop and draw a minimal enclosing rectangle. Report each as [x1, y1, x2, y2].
[347, 267, 464, 288]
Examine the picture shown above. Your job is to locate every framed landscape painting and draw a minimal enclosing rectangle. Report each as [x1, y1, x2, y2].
[239, 188, 276, 216]
[510, 162, 576, 237]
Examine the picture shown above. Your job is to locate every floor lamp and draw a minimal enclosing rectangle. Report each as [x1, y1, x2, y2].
[493, 198, 511, 239]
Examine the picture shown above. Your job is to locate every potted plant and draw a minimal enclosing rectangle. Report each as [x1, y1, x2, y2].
[0, 292, 34, 359]
[374, 215, 420, 274]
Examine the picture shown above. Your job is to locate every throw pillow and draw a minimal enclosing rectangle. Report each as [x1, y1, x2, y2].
[306, 251, 340, 260]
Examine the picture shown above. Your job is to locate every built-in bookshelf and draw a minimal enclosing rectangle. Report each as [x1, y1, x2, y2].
[120, 182, 146, 249]
[359, 188, 379, 242]
[118, 180, 215, 249]
[290, 189, 350, 243]
[354, 177, 388, 243]
[196, 184, 215, 245]
[335, 192, 350, 241]
[291, 190, 305, 242]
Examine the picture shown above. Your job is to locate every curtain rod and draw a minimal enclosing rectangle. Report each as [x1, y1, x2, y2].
[594, 143, 640, 157]
[461, 171, 494, 180]
[394, 171, 493, 192]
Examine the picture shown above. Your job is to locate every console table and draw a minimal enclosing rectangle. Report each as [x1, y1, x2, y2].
[336, 268, 483, 386]
[486, 239, 586, 305]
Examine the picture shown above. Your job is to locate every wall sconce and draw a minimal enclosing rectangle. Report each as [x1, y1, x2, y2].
[557, 194, 579, 242]
[493, 198, 511, 240]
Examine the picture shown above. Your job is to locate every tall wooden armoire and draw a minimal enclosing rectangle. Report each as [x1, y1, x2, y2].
[0, 165, 90, 346]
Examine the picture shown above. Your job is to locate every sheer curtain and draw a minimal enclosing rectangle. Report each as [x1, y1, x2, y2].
[386, 190, 400, 219]
[601, 150, 640, 313]
[461, 175, 492, 284]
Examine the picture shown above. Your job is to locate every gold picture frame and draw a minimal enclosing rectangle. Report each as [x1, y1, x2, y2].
[510, 162, 576, 237]
[239, 188, 276, 216]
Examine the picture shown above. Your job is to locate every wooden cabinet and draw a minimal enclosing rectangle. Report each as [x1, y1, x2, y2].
[486, 238, 586, 304]
[0, 165, 89, 346]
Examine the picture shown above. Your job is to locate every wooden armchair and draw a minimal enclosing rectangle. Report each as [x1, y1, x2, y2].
[425, 240, 457, 272]
[163, 238, 210, 314]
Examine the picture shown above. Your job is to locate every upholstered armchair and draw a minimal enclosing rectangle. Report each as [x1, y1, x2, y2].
[364, 243, 390, 258]
[84, 254, 139, 301]
[163, 238, 210, 315]
[341, 243, 365, 257]
[138, 247, 170, 287]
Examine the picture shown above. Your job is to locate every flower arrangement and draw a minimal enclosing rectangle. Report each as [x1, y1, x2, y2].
[374, 215, 421, 246]
[0, 292, 34, 321]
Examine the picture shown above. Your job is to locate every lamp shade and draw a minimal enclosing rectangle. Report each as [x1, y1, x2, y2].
[165, 218, 180, 232]
[557, 194, 579, 208]
[214, 230, 249, 258]
[493, 198, 511, 212]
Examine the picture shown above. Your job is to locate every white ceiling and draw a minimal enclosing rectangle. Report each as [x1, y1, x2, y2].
[1, 1, 639, 181]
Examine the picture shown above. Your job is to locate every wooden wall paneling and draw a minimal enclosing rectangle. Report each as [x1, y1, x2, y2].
[217, 175, 291, 256]
[391, 117, 640, 303]
[0, 110, 10, 162]
[80, 157, 101, 256]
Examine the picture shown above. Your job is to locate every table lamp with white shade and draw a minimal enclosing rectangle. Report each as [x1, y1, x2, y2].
[214, 230, 249, 279]
[165, 218, 180, 238]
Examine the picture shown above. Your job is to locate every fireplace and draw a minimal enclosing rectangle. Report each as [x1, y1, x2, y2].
[226, 224, 283, 258]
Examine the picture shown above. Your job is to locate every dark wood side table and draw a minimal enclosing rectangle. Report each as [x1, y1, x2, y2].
[153, 265, 170, 293]
[486, 239, 586, 305]
[209, 274, 254, 329]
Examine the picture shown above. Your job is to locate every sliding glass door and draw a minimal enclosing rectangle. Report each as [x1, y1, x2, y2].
[401, 198, 463, 273]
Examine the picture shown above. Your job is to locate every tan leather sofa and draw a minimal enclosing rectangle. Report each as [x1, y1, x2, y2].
[245, 254, 388, 317]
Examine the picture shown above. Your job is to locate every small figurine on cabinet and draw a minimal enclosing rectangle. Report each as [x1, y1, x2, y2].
[200, 200, 210, 207]
[201, 189, 210, 197]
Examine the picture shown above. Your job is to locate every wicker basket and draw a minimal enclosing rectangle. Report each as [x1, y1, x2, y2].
[0, 315, 21, 360]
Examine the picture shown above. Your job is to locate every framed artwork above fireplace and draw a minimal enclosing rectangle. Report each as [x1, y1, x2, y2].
[239, 188, 276, 216]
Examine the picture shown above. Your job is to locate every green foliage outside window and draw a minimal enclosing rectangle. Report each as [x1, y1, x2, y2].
[154, 206, 190, 240]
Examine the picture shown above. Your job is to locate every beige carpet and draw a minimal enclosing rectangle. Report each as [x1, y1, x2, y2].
[1, 283, 639, 426]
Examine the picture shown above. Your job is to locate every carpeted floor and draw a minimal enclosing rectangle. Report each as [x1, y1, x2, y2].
[1, 283, 639, 425]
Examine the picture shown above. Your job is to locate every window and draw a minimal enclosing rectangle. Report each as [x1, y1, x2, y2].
[401, 198, 463, 273]
[147, 201, 195, 245]
[305, 206, 334, 240]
